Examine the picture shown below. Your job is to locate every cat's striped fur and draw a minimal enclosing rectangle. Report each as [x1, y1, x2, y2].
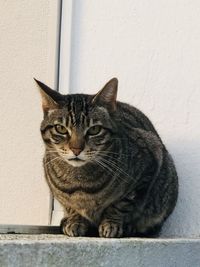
[36, 78, 178, 237]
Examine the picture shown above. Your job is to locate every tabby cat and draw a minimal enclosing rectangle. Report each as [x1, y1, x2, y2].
[35, 78, 178, 237]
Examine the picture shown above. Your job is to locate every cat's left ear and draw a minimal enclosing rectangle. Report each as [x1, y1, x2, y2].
[92, 78, 118, 111]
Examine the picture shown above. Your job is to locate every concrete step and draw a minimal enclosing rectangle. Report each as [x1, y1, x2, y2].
[0, 235, 200, 267]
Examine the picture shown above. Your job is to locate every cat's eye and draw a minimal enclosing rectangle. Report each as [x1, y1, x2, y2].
[87, 125, 102, 136]
[55, 124, 68, 135]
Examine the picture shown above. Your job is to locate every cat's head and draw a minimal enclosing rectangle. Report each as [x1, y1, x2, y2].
[35, 78, 118, 167]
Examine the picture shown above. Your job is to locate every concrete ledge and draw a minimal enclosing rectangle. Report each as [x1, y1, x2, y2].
[0, 235, 200, 267]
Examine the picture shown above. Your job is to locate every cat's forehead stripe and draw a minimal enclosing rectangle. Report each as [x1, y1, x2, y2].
[48, 96, 90, 128]
[66, 97, 89, 128]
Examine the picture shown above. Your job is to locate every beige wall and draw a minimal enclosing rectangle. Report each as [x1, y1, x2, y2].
[0, 0, 60, 225]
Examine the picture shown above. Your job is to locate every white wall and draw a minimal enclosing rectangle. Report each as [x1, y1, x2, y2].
[0, 0, 60, 225]
[63, 0, 200, 237]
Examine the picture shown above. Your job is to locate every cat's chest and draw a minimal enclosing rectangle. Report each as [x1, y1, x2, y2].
[64, 191, 108, 223]
[46, 162, 124, 222]
[53, 178, 118, 223]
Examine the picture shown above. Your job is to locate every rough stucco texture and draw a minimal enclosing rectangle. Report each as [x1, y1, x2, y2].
[65, 1, 200, 237]
[0, 1, 59, 224]
[0, 236, 200, 267]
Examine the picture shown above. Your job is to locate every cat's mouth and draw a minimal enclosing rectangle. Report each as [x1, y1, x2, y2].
[68, 157, 84, 162]
[67, 157, 86, 167]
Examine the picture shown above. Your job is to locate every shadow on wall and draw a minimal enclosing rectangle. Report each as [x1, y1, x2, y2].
[161, 139, 200, 238]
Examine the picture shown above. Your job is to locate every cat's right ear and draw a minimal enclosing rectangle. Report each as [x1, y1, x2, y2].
[34, 78, 62, 114]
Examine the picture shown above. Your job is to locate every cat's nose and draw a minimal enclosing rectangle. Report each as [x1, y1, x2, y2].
[71, 147, 82, 156]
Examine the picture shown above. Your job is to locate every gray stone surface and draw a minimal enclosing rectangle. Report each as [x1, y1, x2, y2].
[0, 235, 200, 267]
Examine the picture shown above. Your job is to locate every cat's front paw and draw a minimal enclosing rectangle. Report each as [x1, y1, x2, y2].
[99, 220, 123, 238]
[61, 218, 89, 237]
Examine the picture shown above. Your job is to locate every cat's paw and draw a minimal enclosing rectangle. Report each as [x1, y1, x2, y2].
[61, 218, 89, 237]
[99, 220, 123, 238]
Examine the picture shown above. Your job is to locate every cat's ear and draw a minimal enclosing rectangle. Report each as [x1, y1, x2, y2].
[34, 78, 62, 114]
[92, 78, 118, 111]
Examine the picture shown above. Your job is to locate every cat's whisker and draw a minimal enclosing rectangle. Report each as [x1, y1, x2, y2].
[45, 155, 68, 167]
[46, 147, 63, 151]
[46, 150, 60, 154]
[44, 156, 61, 166]
[93, 159, 117, 178]
[86, 152, 128, 166]
[46, 151, 59, 154]
[96, 154, 127, 166]
[100, 157, 129, 174]
[96, 155, 136, 185]
[110, 137, 129, 140]
[46, 149, 69, 157]
[92, 159, 107, 172]
[98, 158, 132, 183]
[94, 157, 129, 184]
[96, 151, 128, 156]
[95, 151, 127, 158]
[86, 151, 128, 157]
